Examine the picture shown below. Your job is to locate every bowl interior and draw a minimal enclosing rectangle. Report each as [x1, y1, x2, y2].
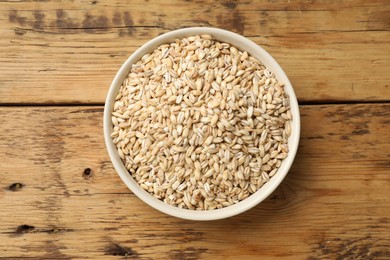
[104, 27, 300, 221]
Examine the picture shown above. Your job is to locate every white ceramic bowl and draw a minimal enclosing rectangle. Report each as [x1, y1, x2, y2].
[104, 27, 300, 221]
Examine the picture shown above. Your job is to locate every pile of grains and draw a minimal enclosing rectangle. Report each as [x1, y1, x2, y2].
[111, 35, 292, 210]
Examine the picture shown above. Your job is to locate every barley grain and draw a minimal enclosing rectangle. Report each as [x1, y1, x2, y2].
[111, 34, 292, 210]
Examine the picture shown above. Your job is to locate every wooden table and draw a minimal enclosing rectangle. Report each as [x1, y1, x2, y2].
[1, 1, 389, 259]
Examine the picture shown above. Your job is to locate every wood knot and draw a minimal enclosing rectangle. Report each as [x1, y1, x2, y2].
[16, 225, 35, 233]
[9, 183, 24, 191]
[83, 168, 93, 178]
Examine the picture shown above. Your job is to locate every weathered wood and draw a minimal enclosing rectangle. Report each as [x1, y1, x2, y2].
[0, 105, 389, 259]
[0, 0, 389, 104]
[1, 0, 389, 258]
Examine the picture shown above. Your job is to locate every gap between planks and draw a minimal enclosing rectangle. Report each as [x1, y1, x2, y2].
[1, 100, 390, 107]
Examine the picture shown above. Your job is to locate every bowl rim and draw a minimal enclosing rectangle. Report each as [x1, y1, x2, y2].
[104, 27, 300, 221]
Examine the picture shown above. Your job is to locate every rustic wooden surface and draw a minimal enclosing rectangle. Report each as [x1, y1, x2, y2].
[1, 0, 389, 104]
[1, 0, 389, 259]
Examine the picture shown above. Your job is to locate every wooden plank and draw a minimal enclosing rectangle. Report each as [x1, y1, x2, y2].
[0, 0, 389, 104]
[0, 104, 389, 259]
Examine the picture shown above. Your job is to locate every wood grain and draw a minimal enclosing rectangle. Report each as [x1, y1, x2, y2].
[1, 105, 389, 259]
[1, 0, 389, 104]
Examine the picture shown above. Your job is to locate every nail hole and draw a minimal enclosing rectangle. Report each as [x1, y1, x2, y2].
[16, 225, 35, 233]
[106, 243, 138, 257]
[9, 183, 24, 191]
[83, 168, 93, 178]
